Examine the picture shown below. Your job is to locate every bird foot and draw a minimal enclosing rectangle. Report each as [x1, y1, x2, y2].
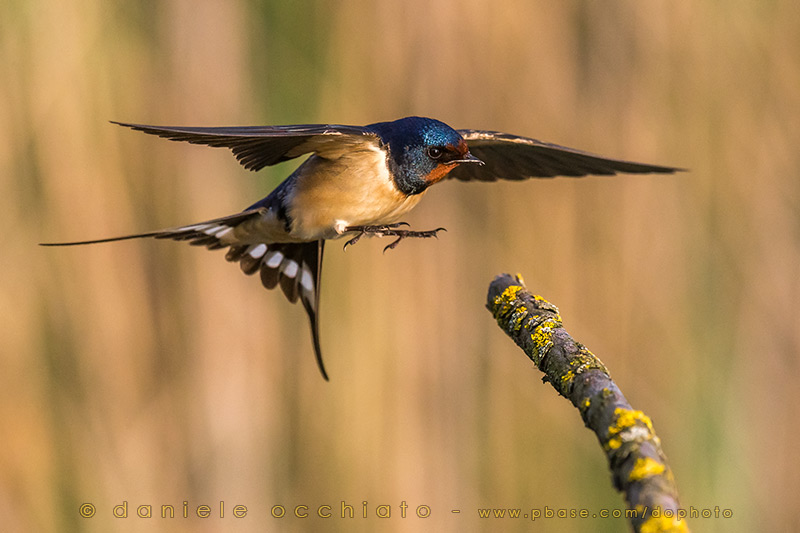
[342, 222, 446, 252]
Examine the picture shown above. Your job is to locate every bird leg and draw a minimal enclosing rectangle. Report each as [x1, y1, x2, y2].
[343, 222, 446, 252]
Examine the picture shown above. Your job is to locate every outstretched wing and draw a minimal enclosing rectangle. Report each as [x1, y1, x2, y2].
[452, 130, 682, 181]
[112, 121, 379, 172]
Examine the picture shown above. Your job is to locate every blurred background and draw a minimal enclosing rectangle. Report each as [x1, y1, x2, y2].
[2, 1, 798, 531]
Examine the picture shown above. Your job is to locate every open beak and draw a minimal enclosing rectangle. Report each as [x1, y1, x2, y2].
[449, 152, 484, 166]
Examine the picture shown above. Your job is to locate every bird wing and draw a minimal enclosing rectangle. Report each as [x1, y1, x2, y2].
[112, 122, 379, 171]
[452, 130, 682, 181]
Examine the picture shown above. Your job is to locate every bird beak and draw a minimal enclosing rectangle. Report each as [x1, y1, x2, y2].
[449, 152, 484, 166]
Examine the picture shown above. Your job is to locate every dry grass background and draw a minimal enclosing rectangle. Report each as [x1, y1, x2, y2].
[2, 1, 798, 531]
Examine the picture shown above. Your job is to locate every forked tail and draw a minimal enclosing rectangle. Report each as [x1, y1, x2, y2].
[40, 209, 330, 380]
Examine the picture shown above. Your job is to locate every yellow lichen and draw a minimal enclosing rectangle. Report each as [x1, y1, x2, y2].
[531, 294, 560, 316]
[628, 457, 666, 482]
[640, 514, 689, 533]
[492, 285, 524, 322]
[606, 408, 654, 450]
[530, 317, 560, 363]
[509, 306, 529, 332]
[498, 284, 523, 304]
[582, 398, 591, 409]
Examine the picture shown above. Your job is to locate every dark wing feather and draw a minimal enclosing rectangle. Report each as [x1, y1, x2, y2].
[111, 121, 376, 171]
[452, 130, 682, 181]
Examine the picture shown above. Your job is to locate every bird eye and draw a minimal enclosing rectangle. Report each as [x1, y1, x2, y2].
[427, 146, 444, 160]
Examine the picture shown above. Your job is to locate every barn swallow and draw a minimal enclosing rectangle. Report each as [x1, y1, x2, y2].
[41, 116, 680, 380]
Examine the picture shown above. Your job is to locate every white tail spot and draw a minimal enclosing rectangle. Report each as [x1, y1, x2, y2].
[182, 223, 209, 232]
[247, 243, 267, 258]
[214, 227, 233, 238]
[300, 267, 314, 293]
[265, 251, 283, 268]
[281, 259, 299, 278]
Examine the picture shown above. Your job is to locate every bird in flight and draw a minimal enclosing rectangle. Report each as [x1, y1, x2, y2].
[41, 116, 679, 380]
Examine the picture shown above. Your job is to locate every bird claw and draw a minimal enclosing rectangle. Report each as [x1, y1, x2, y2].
[342, 223, 405, 250]
[341, 223, 446, 252]
[381, 227, 446, 253]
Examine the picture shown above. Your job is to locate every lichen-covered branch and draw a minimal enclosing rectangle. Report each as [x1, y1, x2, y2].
[486, 273, 689, 533]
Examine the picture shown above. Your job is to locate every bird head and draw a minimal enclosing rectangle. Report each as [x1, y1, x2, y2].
[368, 116, 483, 196]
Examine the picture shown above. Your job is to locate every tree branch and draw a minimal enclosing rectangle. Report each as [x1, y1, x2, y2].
[486, 273, 689, 533]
